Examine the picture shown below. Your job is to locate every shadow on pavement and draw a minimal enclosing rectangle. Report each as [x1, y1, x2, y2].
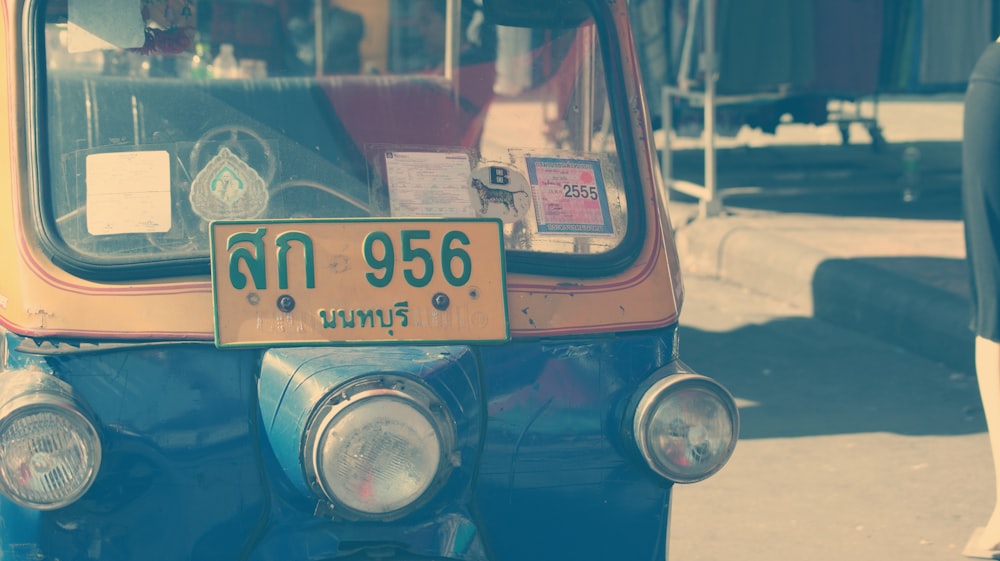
[826, 256, 970, 299]
[811, 256, 973, 373]
[670, 140, 962, 220]
[720, 176, 961, 219]
[679, 318, 984, 440]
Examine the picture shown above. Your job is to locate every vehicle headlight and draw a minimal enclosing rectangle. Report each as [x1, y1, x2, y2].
[302, 376, 456, 519]
[630, 372, 738, 483]
[0, 371, 102, 510]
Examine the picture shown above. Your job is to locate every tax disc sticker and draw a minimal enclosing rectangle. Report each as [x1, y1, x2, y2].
[525, 156, 614, 235]
[469, 164, 531, 222]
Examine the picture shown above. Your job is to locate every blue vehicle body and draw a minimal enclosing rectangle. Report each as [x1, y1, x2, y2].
[2, 330, 676, 561]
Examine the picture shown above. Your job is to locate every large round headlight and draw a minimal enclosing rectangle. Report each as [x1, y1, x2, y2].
[631, 373, 738, 483]
[0, 373, 102, 510]
[303, 376, 455, 519]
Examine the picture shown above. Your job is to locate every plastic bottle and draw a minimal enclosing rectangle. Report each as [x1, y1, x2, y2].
[901, 145, 921, 203]
[212, 43, 239, 79]
[189, 41, 210, 79]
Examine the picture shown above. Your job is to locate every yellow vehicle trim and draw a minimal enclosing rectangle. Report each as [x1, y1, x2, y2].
[0, 0, 681, 341]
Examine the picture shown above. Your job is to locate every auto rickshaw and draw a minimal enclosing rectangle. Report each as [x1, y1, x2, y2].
[0, 0, 739, 559]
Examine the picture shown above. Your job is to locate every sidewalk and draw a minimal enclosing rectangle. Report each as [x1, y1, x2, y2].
[667, 138, 973, 373]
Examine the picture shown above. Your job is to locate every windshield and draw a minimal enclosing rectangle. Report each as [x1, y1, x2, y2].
[36, 0, 633, 279]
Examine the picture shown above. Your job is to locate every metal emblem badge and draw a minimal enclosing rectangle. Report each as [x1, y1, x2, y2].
[190, 147, 268, 220]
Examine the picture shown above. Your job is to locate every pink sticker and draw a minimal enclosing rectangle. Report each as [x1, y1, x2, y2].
[525, 157, 613, 235]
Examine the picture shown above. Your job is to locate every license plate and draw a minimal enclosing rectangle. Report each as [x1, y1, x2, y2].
[210, 218, 508, 347]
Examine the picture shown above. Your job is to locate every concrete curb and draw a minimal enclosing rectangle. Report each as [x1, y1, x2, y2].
[675, 216, 975, 373]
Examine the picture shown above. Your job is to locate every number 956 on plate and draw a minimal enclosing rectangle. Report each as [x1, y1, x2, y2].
[210, 218, 509, 348]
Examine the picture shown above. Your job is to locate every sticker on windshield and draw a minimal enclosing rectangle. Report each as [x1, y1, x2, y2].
[384, 151, 477, 217]
[190, 147, 269, 221]
[470, 164, 531, 222]
[67, 0, 145, 53]
[85, 150, 171, 235]
[525, 157, 614, 235]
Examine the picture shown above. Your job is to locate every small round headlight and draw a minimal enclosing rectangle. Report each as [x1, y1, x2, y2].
[303, 376, 455, 519]
[632, 373, 738, 483]
[0, 374, 102, 510]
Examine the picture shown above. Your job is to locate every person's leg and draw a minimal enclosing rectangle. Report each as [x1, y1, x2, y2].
[963, 40, 1000, 559]
[970, 336, 1000, 555]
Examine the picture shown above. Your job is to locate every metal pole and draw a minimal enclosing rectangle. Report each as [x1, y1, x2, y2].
[314, 0, 324, 75]
[445, 0, 460, 82]
[702, 0, 722, 217]
[581, 25, 595, 151]
[679, 0, 698, 91]
[661, 86, 673, 200]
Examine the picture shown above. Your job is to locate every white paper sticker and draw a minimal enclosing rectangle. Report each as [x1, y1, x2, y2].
[86, 151, 172, 235]
[470, 164, 531, 222]
[384, 151, 476, 217]
[68, 0, 145, 53]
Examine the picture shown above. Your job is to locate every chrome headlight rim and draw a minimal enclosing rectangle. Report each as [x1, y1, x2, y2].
[302, 375, 457, 521]
[0, 379, 102, 510]
[630, 372, 739, 484]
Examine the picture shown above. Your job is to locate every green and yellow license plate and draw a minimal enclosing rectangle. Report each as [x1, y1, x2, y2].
[210, 218, 508, 347]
